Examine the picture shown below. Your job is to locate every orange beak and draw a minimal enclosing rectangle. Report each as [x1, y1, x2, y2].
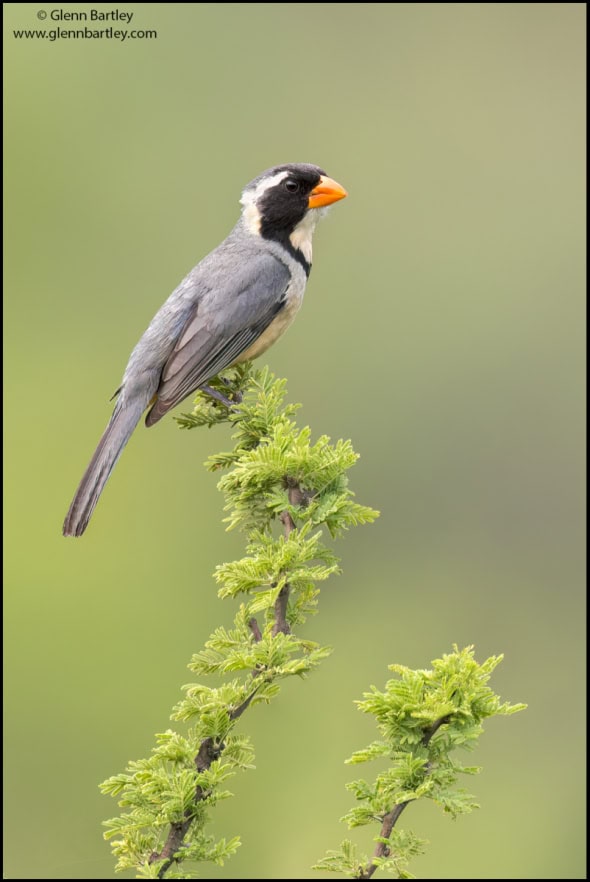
[308, 175, 348, 209]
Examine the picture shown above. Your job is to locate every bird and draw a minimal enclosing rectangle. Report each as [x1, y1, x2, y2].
[62, 163, 347, 537]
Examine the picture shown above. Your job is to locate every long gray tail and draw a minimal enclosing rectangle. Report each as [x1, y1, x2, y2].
[63, 398, 145, 537]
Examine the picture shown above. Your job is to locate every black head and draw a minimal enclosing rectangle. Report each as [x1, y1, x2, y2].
[240, 163, 347, 274]
[241, 163, 326, 238]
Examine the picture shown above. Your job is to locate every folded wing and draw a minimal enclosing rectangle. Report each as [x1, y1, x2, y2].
[145, 252, 290, 426]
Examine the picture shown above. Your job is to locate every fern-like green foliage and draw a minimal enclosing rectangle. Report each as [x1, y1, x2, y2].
[313, 646, 526, 880]
[100, 364, 379, 878]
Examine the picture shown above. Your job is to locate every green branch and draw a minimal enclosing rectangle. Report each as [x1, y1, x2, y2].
[314, 645, 526, 880]
[99, 364, 379, 878]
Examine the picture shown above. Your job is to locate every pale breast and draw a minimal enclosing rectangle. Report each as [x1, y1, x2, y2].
[236, 277, 305, 362]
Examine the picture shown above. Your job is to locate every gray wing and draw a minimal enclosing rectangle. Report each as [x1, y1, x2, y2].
[145, 251, 290, 426]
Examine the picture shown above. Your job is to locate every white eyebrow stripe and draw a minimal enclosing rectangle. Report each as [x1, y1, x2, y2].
[240, 170, 289, 207]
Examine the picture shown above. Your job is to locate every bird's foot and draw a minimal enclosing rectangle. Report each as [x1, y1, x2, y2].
[202, 384, 236, 409]
[220, 376, 243, 404]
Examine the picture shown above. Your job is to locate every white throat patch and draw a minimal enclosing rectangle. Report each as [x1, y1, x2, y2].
[289, 208, 327, 265]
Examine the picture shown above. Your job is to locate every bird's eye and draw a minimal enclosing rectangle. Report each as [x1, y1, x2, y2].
[285, 180, 299, 193]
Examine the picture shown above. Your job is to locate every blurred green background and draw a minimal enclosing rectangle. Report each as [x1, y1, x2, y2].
[3, 3, 585, 879]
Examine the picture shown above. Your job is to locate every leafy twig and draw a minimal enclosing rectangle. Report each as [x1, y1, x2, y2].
[100, 364, 379, 878]
[314, 646, 526, 880]
[356, 716, 449, 880]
